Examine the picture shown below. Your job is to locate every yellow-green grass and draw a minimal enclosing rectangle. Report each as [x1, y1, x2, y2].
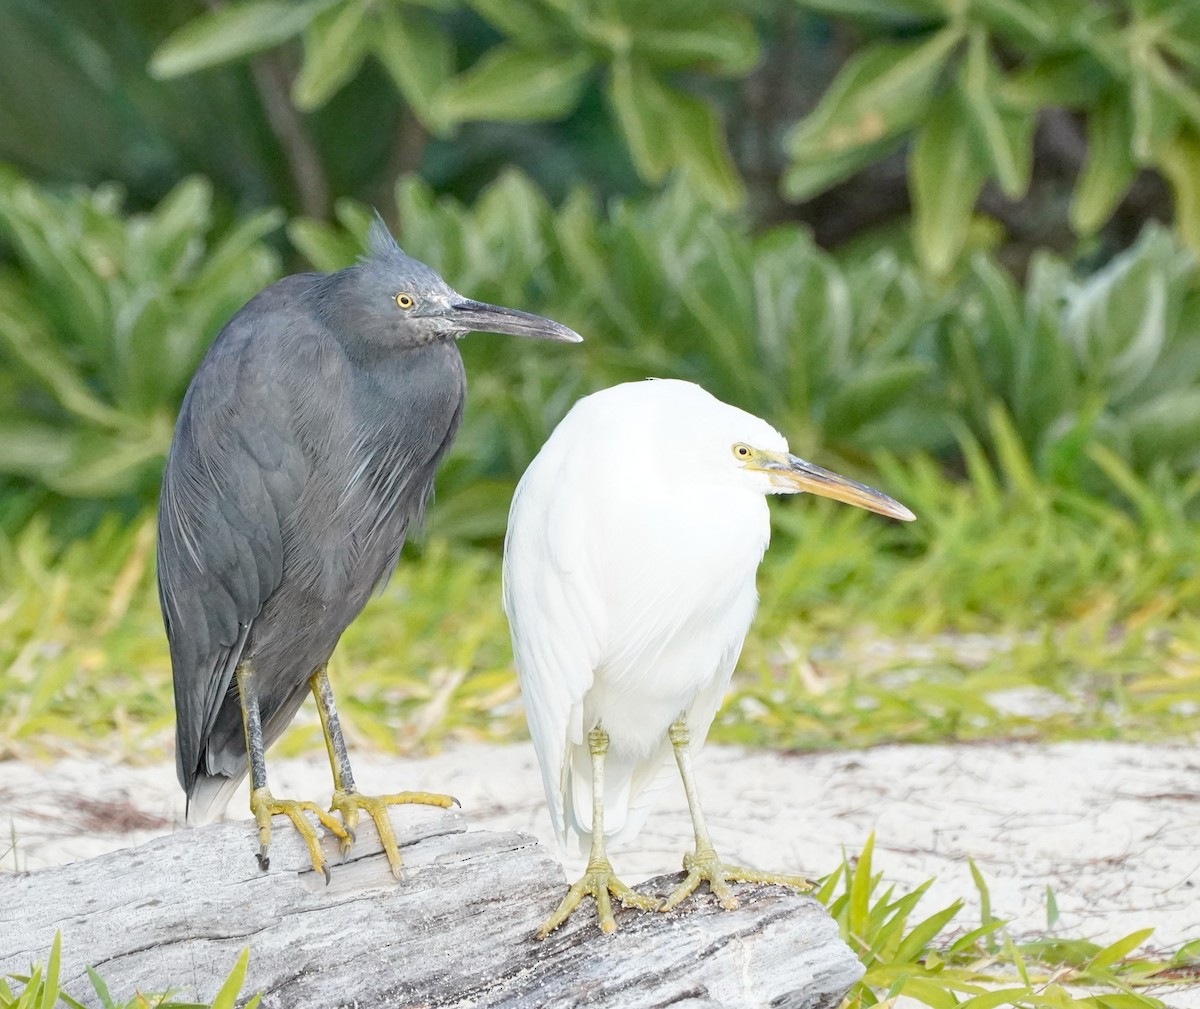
[2, 440, 1198, 764]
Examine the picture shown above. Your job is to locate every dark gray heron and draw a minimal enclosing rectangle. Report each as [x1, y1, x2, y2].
[158, 220, 581, 880]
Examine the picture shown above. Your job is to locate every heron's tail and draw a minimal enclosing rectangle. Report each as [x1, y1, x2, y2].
[185, 771, 244, 826]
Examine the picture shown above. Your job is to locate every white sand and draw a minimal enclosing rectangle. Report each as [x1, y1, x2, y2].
[3, 741, 1199, 994]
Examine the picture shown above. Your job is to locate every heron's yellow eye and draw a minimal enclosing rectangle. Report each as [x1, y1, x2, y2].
[733, 443, 753, 460]
[395, 293, 415, 309]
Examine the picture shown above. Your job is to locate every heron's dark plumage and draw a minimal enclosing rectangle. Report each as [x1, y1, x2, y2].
[159, 228, 472, 818]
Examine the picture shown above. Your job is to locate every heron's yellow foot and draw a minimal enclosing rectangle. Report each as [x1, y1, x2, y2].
[330, 788, 458, 879]
[538, 858, 658, 938]
[249, 786, 349, 883]
[659, 846, 816, 912]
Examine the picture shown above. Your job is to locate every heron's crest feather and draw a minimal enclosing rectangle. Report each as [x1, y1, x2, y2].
[361, 212, 444, 290]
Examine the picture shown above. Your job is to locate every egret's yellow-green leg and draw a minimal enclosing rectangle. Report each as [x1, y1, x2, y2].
[660, 715, 814, 912]
[310, 664, 458, 880]
[239, 661, 349, 883]
[538, 726, 658, 938]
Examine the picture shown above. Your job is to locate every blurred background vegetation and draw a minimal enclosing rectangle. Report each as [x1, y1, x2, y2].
[2, 0, 1200, 760]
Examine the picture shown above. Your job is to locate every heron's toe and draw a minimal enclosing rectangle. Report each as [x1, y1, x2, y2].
[249, 787, 348, 882]
[328, 788, 455, 879]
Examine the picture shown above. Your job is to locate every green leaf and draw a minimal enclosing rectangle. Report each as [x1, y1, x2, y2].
[1088, 927, 1156, 969]
[288, 217, 360, 272]
[893, 976, 961, 1009]
[968, 857, 997, 945]
[1128, 388, 1200, 466]
[989, 401, 1039, 498]
[971, 0, 1055, 46]
[1045, 885, 1060, 931]
[209, 947, 253, 1009]
[786, 28, 962, 161]
[1143, 46, 1200, 134]
[149, 0, 332, 78]
[1071, 90, 1136, 235]
[84, 966, 117, 1009]
[1000, 53, 1106, 111]
[39, 931, 60, 1009]
[848, 833, 875, 942]
[893, 899, 963, 962]
[0, 280, 124, 428]
[142, 176, 213, 274]
[958, 988, 1039, 1009]
[1155, 125, 1200, 252]
[608, 56, 674, 180]
[824, 360, 932, 438]
[959, 30, 1031, 198]
[292, 0, 370, 110]
[909, 91, 988, 276]
[782, 136, 901, 202]
[633, 17, 760, 75]
[465, 0, 564, 46]
[433, 45, 592, 125]
[1130, 47, 1180, 162]
[789, 0, 943, 26]
[374, 5, 454, 123]
[657, 85, 745, 209]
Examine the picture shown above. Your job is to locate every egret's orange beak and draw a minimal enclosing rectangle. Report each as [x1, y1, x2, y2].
[760, 453, 915, 522]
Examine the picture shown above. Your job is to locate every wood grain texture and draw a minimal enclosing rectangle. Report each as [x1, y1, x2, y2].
[0, 807, 863, 1008]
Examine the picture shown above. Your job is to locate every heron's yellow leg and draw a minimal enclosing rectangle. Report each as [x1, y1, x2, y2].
[659, 716, 815, 913]
[238, 662, 348, 883]
[310, 665, 457, 879]
[538, 727, 658, 938]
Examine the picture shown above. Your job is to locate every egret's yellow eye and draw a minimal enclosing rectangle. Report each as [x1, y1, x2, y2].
[733, 443, 753, 460]
[395, 293, 415, 309]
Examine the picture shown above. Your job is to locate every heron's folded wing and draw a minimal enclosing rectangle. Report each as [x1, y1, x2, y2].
[157, 288, 313, 792]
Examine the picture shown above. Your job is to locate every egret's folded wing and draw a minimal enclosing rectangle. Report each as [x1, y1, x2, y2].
[502, 462, 604, 848]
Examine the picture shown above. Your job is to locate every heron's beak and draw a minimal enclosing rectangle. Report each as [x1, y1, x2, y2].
[759, 452, 916, 522]
[448, 298, 582, 343]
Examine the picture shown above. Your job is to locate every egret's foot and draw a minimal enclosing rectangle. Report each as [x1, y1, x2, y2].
[538, 858, 658, 939]
[659, 846, 816, 912]
[330, 788, 458, 879]
[250, 786, 349, 883]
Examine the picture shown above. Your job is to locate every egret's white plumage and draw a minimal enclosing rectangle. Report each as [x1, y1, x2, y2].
[505, 380, 789, 848]
[504, 379, 914, 935]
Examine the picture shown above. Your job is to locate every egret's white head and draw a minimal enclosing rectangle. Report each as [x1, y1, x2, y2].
[570, 379, 915, 521]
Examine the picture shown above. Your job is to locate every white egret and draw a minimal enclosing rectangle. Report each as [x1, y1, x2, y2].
[502, 379, 915, 937]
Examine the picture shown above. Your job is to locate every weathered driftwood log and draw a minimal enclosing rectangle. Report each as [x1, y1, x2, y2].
[0, 807, 863, 1008]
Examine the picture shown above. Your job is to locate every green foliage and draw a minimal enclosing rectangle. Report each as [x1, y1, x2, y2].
[150, 0, 754, 207]
[818, 837, 1186, 1009]
[0, 933, 259, 1009]
[4, 167, 1200, 541]
[786, 0, 1200, 272]
[291, 173, 1200, 540]
[0, 171, 281, 529]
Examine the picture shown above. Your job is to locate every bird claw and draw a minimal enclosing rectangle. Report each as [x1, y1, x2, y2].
[659, 846, 815, 913]
[329, 788, 456, 879]
[537, 858, 658, 939]
[249, 786, 347, 881]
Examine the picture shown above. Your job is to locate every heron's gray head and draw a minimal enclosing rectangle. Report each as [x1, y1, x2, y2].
[318, 218, 582, 349]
